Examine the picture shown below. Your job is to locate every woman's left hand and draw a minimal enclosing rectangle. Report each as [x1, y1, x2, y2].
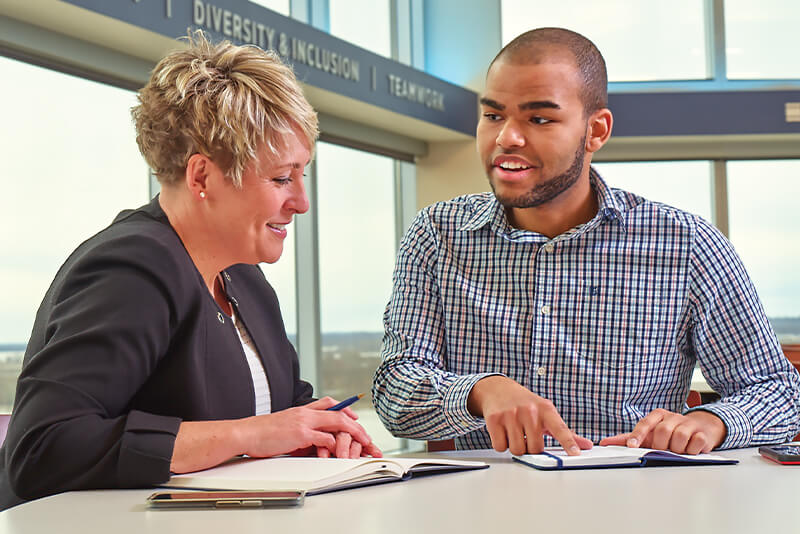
[315, 432, 369, 458]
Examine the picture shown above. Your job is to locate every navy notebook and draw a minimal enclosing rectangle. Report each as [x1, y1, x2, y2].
[513, 445, 738, 470]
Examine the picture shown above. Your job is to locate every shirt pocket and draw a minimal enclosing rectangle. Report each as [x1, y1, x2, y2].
[571, 275, 666, 370]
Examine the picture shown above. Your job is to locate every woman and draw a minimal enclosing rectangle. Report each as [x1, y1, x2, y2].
[0, 32, 380, 510]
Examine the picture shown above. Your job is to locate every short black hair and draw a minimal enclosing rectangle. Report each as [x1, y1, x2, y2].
[491, 27, 608, 116]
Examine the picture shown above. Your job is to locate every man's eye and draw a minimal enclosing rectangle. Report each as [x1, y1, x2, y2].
[482, 112, 502, 121]
[531, 117, 552, 125]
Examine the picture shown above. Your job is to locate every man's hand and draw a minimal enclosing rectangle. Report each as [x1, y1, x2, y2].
[599, 409, 726, 454]
[467, 376, 592, 456]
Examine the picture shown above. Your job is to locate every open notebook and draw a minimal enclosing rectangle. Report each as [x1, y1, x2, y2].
[513, 445, 738, 470]
[165, 456, 489, 495]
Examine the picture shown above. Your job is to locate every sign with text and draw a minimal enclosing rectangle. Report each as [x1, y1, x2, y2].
[61, 0, 477, 135]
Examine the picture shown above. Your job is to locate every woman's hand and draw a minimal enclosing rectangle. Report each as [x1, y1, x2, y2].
[302, 396, 361, 421]
[170, 401, 380, 473]
[296, 397, 383, 459]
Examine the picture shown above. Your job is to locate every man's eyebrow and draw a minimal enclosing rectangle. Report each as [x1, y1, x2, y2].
[479, 97, 504, 110]
[519, 100, 561, 111]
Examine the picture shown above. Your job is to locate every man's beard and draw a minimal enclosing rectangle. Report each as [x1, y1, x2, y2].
[490, 135, 586, 209]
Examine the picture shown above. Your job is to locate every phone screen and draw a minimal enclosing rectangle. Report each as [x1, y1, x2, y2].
[147, 490, 305, 508]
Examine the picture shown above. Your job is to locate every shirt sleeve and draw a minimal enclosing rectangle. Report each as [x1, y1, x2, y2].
[372, 210, 496, 441]
[5, 236, 183, 501]
[686, 219, 800, 449]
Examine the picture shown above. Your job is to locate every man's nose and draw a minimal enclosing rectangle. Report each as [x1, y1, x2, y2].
[496, 120, 526, 148]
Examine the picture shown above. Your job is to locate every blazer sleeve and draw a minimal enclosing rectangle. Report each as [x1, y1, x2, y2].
[5, 235, 184, 501]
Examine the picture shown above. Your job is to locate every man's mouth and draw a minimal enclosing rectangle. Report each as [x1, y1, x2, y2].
[497, 161, 532, 171]
[493, 156, 534, 173]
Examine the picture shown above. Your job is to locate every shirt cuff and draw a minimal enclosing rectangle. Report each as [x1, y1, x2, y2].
[441, 372, 503, 435]
[686, 402, 753, 450]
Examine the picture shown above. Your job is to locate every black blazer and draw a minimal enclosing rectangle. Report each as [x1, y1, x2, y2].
[0, 197, 313, 510]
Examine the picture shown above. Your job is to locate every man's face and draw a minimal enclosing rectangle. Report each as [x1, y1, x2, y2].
[476, 59, 590, 209]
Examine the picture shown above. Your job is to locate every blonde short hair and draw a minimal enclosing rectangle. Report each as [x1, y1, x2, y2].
[132, 31, 318, 187]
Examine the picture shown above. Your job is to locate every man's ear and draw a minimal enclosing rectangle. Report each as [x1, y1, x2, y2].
[585, 108, 613, 154]
[185, 153, 212, 200]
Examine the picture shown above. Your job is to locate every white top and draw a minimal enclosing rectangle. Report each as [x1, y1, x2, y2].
[232, 310, 271, 415]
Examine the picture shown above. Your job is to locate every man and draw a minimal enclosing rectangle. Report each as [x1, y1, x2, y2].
[372, 27, 800, 456]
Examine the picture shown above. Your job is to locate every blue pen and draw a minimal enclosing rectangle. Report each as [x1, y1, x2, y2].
[327, 393, 364, 411]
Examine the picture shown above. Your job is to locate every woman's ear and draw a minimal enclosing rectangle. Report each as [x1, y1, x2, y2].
[586, 108, 613, 154]
[185, 153, 212, 201]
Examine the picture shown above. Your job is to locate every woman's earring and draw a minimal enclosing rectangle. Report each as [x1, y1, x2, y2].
[199, 191, 206, 199]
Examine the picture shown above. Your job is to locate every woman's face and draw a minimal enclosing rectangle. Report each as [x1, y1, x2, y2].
[210, 131, 311, 266]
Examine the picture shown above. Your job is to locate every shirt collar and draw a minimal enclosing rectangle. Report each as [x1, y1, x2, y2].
[457, 166, 627, 235]
[457, 193, 505, 232]
[589, 167, 627, 230]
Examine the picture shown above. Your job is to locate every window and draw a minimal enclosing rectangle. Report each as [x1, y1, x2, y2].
[727, 160, 800, 343]
[593, 161, 713, 222]
[724, 0, 800, 79]
[0, 57, 149, 412]
[329, 0, 392, 58]
[501, 0, 708, 81]
[314, 142, 400, 450]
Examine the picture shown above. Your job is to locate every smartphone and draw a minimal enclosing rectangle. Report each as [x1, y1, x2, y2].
[146, 490, 305, 509]
[758, 444, 800, 465]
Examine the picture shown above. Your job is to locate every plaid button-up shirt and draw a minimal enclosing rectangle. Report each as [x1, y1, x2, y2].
[373, 169, 800, 449]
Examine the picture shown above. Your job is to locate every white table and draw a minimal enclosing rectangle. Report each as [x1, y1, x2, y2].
[1, 448, 797, 534]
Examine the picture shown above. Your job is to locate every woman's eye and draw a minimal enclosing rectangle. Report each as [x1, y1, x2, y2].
[272, 177, 291, 185]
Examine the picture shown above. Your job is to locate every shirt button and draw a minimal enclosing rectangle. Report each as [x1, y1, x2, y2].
[540, 304, 551, 315]
[543, 243, 554, 253]
[217, 312, 225, 324]
[537, 366, 546, 377]
[224, 272, 232, 282]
